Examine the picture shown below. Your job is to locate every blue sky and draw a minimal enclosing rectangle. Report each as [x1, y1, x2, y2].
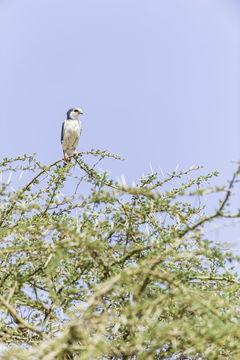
[0, 0, 239, 241]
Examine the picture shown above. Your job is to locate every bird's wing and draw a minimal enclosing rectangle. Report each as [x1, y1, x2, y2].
[79, 120, 82, 136]
[61, 121, 65, 143]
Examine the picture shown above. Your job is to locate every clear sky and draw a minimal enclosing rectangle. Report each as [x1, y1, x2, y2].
[0, 1, 239, 241]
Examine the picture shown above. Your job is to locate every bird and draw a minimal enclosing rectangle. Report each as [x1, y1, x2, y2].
[61, 108, 83, 163]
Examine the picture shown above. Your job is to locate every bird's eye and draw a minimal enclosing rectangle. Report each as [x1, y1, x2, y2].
[74, 109, 78, 112]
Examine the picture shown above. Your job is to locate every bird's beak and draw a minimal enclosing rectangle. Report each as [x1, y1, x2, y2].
[77, 108, 83, 115]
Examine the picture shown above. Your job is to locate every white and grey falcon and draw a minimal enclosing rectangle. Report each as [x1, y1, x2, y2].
[61, 107, 83, 162]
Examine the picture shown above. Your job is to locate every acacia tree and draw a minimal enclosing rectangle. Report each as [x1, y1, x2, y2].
[0, 150, 240, 360]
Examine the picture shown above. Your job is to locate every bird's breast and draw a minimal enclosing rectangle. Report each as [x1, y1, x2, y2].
[62, 120, 82, 152]
[65, 120, 81, 135]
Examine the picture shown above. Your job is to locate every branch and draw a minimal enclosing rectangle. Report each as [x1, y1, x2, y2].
[188, 275, 240, 284]
[179, 166, 240, 237]
[0, 294, 43, 337]
[0, 158, 62, 227]
[74, 157, 118, 190]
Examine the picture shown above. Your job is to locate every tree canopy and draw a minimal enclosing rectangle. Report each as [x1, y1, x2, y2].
[0, 150, 240, 359]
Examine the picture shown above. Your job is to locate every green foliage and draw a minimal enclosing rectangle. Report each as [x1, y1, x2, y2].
[0, 150, 239, 359]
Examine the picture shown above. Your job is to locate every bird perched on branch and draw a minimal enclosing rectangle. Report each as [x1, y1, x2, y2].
[61, 108, 83, 163]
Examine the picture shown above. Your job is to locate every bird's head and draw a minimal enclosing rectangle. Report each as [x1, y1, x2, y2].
[66, 108, 83, 120]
